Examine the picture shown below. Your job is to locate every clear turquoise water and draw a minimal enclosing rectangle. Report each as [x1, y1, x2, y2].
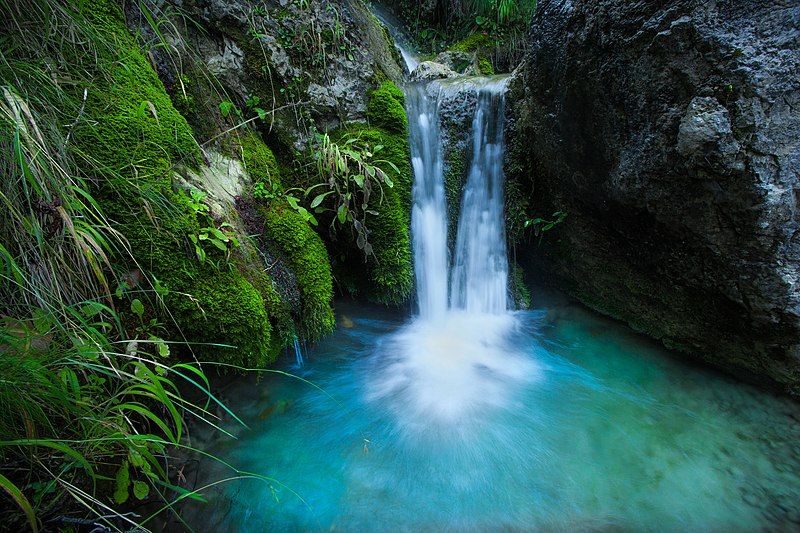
[186, 293, 800, 531]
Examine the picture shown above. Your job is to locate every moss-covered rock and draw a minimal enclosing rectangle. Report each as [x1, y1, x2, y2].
[451, 33, 492, 54]
[76, 0, 199, 177]
[329, 120, 414, 304]
[367, 81, 408, 134]
[478, 57, 495, 76]
[240, 131, 282, 188]
[170, 270, 273, 368]
[262, 201, 335, 340]
[443, 145, 468, 246]
[450, 33, 495, 76]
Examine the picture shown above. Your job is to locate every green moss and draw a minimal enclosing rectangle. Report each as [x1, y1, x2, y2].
[367, 81, 408, 134]
[250, 271, 296, 356]
[510, 262, 532, 310]
[262, 201, 334, 340]
[171, 75, 196, 116]
[75, 0, 199, 177]
[170, 270, 273, 368]
[240, 132, 282, 188]
[478, 57, 495, 76]
[451, 33, 492, 54]
[450, 33, 495, 76]
[330, 123, 414, 304]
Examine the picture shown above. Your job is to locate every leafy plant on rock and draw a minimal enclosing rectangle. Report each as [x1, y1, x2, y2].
[309, 132, 399, 257]
[185, 189, 240, 265]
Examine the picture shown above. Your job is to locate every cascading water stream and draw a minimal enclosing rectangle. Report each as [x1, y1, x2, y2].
[449, 81, 509, 315]
[406, 85, 449, 319]
[407, 78, 510, 318]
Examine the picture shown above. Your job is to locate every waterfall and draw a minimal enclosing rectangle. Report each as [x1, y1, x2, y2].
[449, 81, 509, 315]
[365, 15, 534, 428]
[292, 336, 304, 368]
[407, 86, 449, 319]
[407, 79, 509, 318]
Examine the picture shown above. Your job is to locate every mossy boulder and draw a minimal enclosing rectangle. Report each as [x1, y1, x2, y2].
[170, 270, 274, 368]
[450, 33, 495, 76]
[262, 201, 335, 341]
[367, 81, 408, 134]
[240, 132, 282, 187]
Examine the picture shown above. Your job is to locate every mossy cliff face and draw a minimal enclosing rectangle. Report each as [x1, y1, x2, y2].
[72, 0, 303, 367]
[240, 132, 336, 339]
[506, 0, 800, 393]
[123, 0, 414, 306]
[329, 81, 414, 304]
[131, 0, 406, 148]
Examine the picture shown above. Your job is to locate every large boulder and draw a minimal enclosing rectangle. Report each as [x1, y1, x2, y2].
[506, 0, 800, 392]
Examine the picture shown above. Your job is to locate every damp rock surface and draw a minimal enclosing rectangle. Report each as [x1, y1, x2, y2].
[506, 0, 800, 393]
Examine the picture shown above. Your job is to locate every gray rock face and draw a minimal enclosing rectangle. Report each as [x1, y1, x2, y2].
[507, 0, 800, 392]
[127, 0, 404, 146]
[411, 61, 460, 82]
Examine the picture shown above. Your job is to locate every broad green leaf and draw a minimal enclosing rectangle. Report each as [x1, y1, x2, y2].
[133, 481, 150, 501]
[131, 299, 145, 319]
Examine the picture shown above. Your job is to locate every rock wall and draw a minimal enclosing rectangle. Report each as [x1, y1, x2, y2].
[506, 0, 800, 392]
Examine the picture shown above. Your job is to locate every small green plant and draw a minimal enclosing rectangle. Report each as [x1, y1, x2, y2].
[309, 132, 398, 256]
[185, 189, 240, 264]
[245, 94, 269, 121]
[524, 210, 567, 239]
[254, 181, 318, 226]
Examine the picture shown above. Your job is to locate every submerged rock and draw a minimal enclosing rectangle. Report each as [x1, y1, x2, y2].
[507, 0, 800, 392]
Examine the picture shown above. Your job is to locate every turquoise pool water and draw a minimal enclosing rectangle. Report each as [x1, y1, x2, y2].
[184, 293, 800, 531]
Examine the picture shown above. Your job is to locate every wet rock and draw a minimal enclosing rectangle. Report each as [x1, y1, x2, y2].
[411, 61, 460, 82]
[434, 50, 475, 74]
[507, 0, 800, 393]
[127, 0, 405, 146]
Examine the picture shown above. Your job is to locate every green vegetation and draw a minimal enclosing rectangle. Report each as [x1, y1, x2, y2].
[367, 81, 409, 134]
[0, 0, 333, 528]
[262, 201, 335, 340]
[316, 81, 413, 304]
[382, 0, 537, 71]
